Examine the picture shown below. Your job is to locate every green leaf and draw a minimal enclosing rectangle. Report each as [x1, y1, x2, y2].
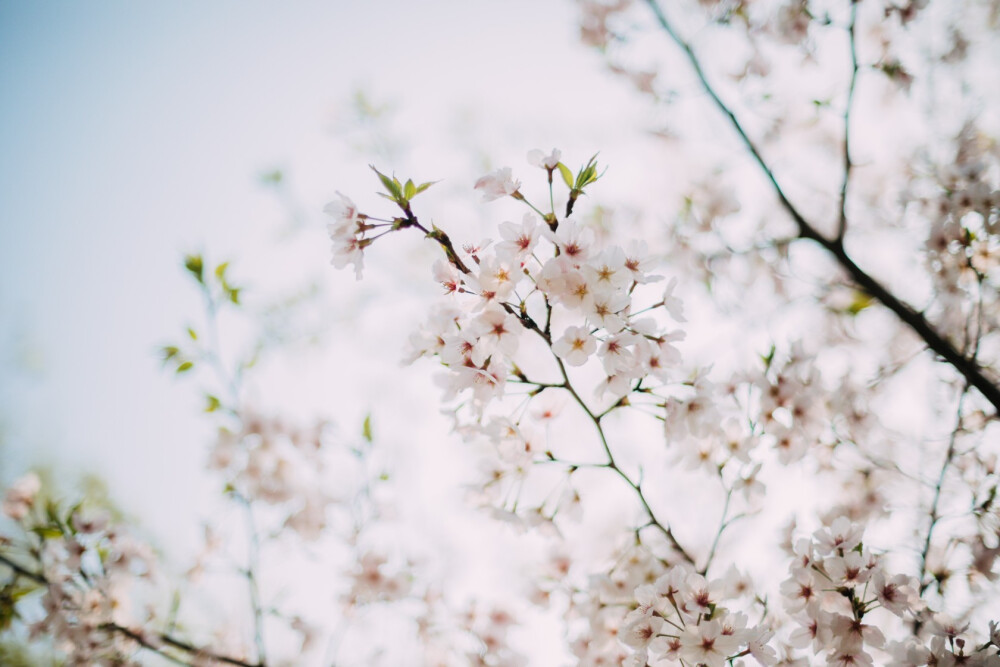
[184, 254, 204, 284]
[574, 153, 603, 189]
[556, 162, 574, 189]
[370, 165, 402, 200]
[404, 179, 416, 200]
[413, 180, 438, 195]
[176, 361, 194, 374]
[362, 413, 373, 443]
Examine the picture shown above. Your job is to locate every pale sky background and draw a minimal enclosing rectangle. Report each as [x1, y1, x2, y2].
[0, 2, 671, 662]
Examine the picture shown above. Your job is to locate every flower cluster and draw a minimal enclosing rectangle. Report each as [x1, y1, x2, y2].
[2, 474, 157, 667]
[325, 192, 370, 279]
[551, 543, 772, 667]
[622, 564, 773, 667]
[396, 196, 684, 414]
[208, 411, 333, 541]
[781, 516, 1000, 667]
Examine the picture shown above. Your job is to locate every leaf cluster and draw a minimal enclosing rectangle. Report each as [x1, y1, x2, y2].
[370, 165, 436, 214]
[557, 153, 605, 197]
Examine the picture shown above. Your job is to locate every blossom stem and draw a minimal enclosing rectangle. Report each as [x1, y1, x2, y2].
[548, 175, 556, 219]
[519, 195, 549, 220]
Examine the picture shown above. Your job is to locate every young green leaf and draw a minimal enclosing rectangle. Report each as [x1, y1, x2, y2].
[370, 165, 403, 200]
[556, 162, 574, 189]
[184, 254, 204, 284]
[413, 180, 438, 195]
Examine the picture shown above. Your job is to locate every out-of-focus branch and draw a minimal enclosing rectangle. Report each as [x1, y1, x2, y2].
[0, 554, 262, 667]
[643, 0, 1000, 415]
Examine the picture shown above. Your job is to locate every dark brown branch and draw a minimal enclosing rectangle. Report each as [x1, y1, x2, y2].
[643, 0, 1000, 414]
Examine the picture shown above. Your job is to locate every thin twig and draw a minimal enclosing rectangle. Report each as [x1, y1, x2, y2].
[553, 351, 697, 565]
[700, 485, 734, 575]
[917, 384, 968, 596]
[836, 2, 860, 243]
[242, 498, 267, 666]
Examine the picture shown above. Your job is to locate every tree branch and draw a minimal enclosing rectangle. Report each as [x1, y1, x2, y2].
[643, 0, 1000, 414]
